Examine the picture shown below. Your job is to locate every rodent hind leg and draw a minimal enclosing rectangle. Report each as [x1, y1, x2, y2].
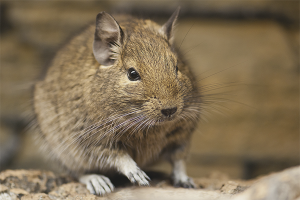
[165, 141, 196, 188]
[171, 159, 195, 188]
[79, 174, 114, 196]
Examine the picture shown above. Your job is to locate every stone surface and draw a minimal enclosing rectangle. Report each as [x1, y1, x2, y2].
[0, 169, 73, 194]
[232, 166, 300, 200]
[0, 167, 299, 200]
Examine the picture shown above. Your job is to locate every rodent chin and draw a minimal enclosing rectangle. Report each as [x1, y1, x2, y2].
[154, 116, 178, 125]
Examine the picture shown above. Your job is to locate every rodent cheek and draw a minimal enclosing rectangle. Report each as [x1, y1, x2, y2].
[142, 100, 161, 119]
[178, 73, 193, 92]
[119, 74, 143, 95]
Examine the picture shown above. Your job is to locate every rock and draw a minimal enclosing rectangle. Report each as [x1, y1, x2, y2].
[0, 169, 73, 194]
[220, 181, 249, 194]
[0, 166, 299, 200]
[48, 183, 101, 200]
[233, 166, 300, 200]
[21, 193, 52, 200]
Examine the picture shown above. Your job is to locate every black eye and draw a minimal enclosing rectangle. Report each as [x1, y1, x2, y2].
[175, 64, 178, 73]
[127, 68, 140, 81]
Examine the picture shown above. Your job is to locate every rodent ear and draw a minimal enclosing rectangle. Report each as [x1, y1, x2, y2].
[93, 12, 124, 66]
[160, 7, 180, 44]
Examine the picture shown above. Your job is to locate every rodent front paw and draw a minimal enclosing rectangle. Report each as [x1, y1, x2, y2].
[79, 174, 114, 196]
[126, 168, 150, 186]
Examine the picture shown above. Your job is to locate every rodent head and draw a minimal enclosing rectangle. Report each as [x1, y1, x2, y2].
[91, 8, 199, 129]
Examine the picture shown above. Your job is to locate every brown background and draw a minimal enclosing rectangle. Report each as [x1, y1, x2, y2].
[0, 1, 299, 180]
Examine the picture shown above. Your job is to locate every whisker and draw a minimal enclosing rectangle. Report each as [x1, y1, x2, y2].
[198, 61, 247, 82]
[179, 22, 195, 50]
[57, 110, 138, 157]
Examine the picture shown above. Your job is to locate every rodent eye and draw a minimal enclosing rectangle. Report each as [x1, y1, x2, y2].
[127, 68, 141, 81]
[175, 64, 178, 73]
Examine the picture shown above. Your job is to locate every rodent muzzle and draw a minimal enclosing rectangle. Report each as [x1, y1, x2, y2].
[161, 107, 177, 117]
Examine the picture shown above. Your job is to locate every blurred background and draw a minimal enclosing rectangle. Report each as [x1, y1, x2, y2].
[0, 1, 299, 180]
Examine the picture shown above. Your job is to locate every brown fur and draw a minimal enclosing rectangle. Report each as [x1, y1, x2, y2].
[34, 12, 200, 180]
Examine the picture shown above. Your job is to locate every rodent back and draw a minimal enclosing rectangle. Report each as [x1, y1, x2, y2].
[34, 11, 201, 172]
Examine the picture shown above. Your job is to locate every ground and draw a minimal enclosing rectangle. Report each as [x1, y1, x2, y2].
[0, 166, 299, 200]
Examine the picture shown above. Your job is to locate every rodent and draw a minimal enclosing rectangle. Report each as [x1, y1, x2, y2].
[34, 7, 201, 195]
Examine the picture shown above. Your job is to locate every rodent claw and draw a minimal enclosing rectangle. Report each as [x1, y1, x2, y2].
[95, 176, 112, 194]
[91, 178, 106, 195]
[126, 169, 150, 186]
[173, 178, 195, 189]
[87, 181, 96, 194]
[137, 171, 150, 186]
[103, 176, 115, 191]
[79, 174, 114, 196]
[142, 171, 151, 181]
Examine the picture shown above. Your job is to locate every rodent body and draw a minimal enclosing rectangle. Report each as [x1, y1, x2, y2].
[34, 8, 201, 195]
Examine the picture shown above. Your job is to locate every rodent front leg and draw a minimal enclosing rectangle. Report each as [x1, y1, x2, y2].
[79, 174, 114, 196]
[79, 153, 149, 196]
[114, 153, 150, 186]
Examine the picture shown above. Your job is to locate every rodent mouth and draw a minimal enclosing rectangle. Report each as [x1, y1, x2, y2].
[155, 115, 177, 124]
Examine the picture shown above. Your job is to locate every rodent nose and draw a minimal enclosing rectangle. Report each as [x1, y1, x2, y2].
[161, 107, 177, 117]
